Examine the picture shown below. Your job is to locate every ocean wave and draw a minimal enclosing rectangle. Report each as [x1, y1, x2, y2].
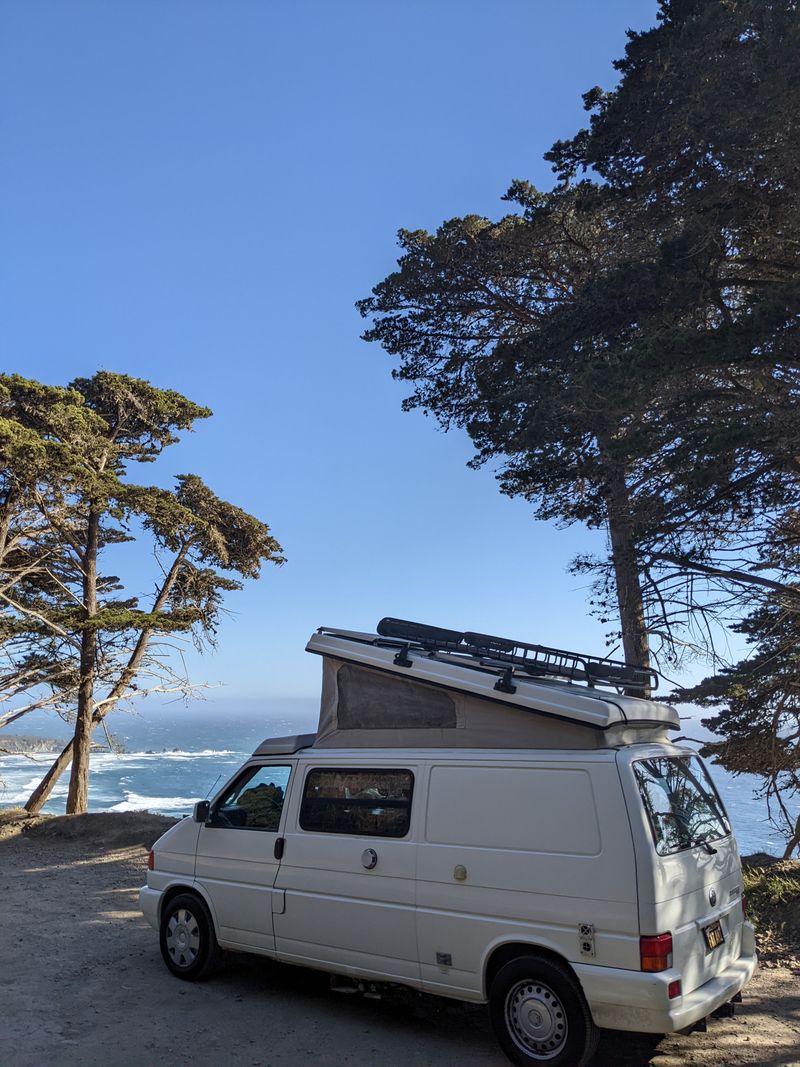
[91, 749, 236, 761]
[160, 750, 237, 759]
[105, 791, 198, 813]
[0, 749, 238, 771]
[0, 776, 68, 802]
[0, 775, 54, 804]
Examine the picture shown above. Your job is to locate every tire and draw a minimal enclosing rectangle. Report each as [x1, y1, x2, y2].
[489, 955, 599, 1067]
[159, 892, 222, 981]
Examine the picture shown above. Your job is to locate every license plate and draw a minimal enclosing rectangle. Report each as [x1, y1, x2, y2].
[703, 919, 725, 951]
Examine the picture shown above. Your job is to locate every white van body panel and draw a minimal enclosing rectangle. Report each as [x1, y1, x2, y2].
[148, 812, 201, 878]
[139, 815, 202, 929]
[574, 932, 756, 1031]
[416, 755, 640, 999]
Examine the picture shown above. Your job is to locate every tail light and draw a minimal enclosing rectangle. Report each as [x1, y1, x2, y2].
[640, 932, 673, 972]
[668, 979, 682, 999]
[147, 849, 155, 871]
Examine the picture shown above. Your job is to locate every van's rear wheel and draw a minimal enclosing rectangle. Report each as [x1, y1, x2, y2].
[489, 955, 598, 1067]
[160, 893, 221, 980]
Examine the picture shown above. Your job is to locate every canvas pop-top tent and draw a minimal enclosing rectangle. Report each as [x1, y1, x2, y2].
[299, 618, 679, 751]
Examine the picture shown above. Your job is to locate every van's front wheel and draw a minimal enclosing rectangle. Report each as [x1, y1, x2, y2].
[159, 893, 221, 980]
[489, 956, 598, 1067]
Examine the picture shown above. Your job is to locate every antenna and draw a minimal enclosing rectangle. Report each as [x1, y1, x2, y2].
[204, 774, 222, 799]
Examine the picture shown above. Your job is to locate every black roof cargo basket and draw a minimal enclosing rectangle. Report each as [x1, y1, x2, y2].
[376, 617, 658, 693]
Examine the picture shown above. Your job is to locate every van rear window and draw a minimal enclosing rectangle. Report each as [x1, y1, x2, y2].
[634, 756, 730, 856]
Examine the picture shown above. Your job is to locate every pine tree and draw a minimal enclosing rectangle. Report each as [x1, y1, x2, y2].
[359, 0, 800, 682]
[0, 372, 284, 814]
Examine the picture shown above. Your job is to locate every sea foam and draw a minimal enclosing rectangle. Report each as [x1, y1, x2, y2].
[106, 791, 198, 813]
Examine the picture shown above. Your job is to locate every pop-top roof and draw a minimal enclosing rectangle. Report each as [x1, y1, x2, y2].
[306, 618, 679, 733]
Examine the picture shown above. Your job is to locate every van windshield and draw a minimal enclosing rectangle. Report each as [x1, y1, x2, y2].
[634, 756, 731, 856]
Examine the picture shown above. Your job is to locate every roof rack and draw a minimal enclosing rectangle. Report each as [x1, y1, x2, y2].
[372, 617, 658, 694]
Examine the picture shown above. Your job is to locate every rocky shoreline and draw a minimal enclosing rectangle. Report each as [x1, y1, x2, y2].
[0, 734, 108, 755]
[0, 734, 66, 754]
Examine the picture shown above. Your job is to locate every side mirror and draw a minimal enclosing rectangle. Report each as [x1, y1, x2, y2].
[193, 800, 211, 823]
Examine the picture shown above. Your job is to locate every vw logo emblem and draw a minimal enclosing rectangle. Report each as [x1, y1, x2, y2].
[709, 888, 717, 907]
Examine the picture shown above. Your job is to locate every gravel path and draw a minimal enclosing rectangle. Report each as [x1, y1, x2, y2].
[1, 825, 798, 1067]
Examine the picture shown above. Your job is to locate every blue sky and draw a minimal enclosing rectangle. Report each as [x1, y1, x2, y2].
[1, 1, 667, 725]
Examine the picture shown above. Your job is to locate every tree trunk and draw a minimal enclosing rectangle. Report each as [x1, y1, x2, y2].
[605, 462, 651, 697]
[25, 546, 189, 815]
[66, 507, 99, 814]
[24, 738, 75, 814]
[0, 487, 20, 563]
[783, 811, 800, 860]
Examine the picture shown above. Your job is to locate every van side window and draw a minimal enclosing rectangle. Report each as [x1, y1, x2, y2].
[213, 765, 292, 831]
[299, 768, 414, 837]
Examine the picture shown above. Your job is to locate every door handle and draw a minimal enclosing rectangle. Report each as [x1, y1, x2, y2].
[274, 836, 285, 860]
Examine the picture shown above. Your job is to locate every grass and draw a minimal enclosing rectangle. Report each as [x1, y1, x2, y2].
[742, 856, 800, 965]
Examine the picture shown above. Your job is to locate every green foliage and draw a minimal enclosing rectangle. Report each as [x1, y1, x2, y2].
[543, 0, 800, 536]
[549, 1, 800, 208]
[358, 186, 658, 531]
[72, 371, 212, 463]
[674, 593, 800, 856]
[742, 859, 800, 961]
[359, 0, 800, 673]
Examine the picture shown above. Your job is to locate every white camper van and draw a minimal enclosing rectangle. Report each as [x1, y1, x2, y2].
[140, 619, 756, 1067]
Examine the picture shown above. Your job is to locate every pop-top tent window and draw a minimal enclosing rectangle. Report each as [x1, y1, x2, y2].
[337, 663, 457, 730]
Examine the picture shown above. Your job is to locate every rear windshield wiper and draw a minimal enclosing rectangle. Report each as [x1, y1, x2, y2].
[692, 835, 718, 855]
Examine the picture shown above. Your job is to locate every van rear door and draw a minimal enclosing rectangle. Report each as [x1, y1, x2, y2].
[619, 749, 746, 997]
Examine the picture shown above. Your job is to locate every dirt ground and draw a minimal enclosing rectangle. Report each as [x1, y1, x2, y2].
[1, 814, 798, 1067]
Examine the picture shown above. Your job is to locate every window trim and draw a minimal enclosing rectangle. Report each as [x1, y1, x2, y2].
[299, 766, 415, 839]
[210, 762, 293, 833]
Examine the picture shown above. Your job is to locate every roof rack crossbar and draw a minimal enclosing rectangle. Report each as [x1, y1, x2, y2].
[375, 617, 658, 692]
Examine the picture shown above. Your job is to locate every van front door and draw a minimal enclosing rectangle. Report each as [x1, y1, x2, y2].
[274, 764, 419, 983]
[195, 762, 293, 953]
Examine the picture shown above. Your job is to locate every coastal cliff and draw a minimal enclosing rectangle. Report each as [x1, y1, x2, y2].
[0, 735, 105, 755]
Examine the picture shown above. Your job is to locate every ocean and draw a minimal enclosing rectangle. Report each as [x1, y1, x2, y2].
[0, 707, 793, 858]
[0, 708, 298, 820]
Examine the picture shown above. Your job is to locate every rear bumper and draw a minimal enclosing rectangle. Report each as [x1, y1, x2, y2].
[576, 922, 757, 1033]
[139, 885, 161, 931]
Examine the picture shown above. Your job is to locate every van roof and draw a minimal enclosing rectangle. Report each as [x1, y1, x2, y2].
[306, 622, 680, 733]
[248, 741, 693, 761]
[252, 733, 317, 756]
